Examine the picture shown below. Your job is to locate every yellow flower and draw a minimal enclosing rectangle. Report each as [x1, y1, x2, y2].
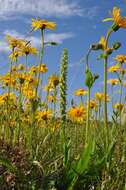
[21, 113, 31, 125]
[74, 88, 87, 97]
[44, 84, 53, 92]
[16, 72, 26, 84]
[99, 36, 106, 50]
[1, 73, 16, 87]
[37, 64, 48, 73]
[1, 92, 16, 103]
[114, 54, 126, 64]
[17, 64, 24, 71]
[120, 68, 126, 75]
[95, 93, 110, 103]
[6, 35, 26, 49]
[32, 19, 56, 31]
[103, 7, 126, 30]
[108, 65, 121, 73]
[9, 50, 23, 61]
[107, 79, 119, 85]
[11, 65, 17, 72]
[48, 95, 56, 103]
[95, 92, 104, 102]
[123, 82, 126, 87]
[89, 100, 98, 109]
[25, 75, 38, 87]
[23, 88, 36, 99]
[36, 110, 52, 122]
[29, 66, 38, 74]
[0, 95, 5, 105]
[68, 106, 86, 123]
[48, 74, 59, 88]
[20, 44, 37, 56]
[113, 103, 124, 111]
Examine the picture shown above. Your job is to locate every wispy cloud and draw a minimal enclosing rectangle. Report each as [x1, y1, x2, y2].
[0, 0, 83, 20]
[0, 29, 74, 53]
[83, 6, 99, 19]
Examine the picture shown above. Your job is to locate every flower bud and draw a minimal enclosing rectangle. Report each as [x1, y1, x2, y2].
[112, 42, 121, 50]
[91, 44, 103, 50]
[106, 48, 113, 55]
[111, 23, 120, 32]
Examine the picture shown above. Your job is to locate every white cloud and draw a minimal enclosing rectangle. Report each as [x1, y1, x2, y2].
[45, 33, 74, 43]
[0, 40, 9, 53]
[0, 0, 83, 19]
[0, 29, 74, 53]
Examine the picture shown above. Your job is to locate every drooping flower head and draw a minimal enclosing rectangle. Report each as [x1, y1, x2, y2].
[99, 36, 106, 50]
[103, 7, 126, 31]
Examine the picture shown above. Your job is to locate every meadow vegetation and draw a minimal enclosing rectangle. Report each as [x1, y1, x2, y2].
[0, 7, 126, 190]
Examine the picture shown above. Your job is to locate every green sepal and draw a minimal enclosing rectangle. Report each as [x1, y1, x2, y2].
[85, 66, 94, 89]
[97, 53, 108, 60]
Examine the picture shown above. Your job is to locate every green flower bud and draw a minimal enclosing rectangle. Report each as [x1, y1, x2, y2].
[85, 66, 94, 89]
[112, 42, 121, 50]
[111, 22, 120, 32]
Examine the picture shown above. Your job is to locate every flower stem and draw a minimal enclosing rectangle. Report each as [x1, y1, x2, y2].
[104, 29, 113, 128]
[25, 55, 29, 73]
[119, 74, 123, 126]
[104, 57, 108, 128]
[36, 29, 45, 96]
[86, 87, 90, 143]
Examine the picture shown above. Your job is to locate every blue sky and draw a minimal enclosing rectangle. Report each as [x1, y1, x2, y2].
[0, 0, 126, 107]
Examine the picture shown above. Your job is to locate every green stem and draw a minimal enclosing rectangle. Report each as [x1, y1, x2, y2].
[17, 83, 22, 145]
[7, 52, 14, 143]
[53, 88, 57, 118]
[86, 87, 90, 144]
[104, 57, 108, 128]
[36, 29, 45, 96]
[119, 76, 123, 126]
[98, 101, 101, 121]
[80, 96, 83, 105]
[111, 85, 114, 108]
[103, 29, 113, 129]
[39, 74, 43, 100]
[25, 55, 28, 73]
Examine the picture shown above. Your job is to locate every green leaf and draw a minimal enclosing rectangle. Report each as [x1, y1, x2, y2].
[64, 139, 71, 167]
[0, 155, 17, 173]
[67, 138, 95, 190]
[102, 18, 113, 22]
